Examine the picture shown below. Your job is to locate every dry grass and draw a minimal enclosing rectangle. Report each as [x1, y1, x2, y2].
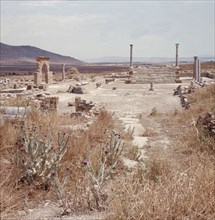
[141, 127, 157, 137]
[1, 85, 215, 219]
[108, 153, 215, 220]
[0, 108, 120, 217]
[107, 84, 215, 220]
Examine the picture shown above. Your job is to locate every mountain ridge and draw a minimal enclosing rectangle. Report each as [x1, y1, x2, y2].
[0, 42, 84, 65]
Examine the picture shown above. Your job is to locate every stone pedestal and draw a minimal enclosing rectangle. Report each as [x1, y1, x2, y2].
[175, 68, 182, 83]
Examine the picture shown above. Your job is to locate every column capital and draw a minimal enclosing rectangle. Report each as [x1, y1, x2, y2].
[194, 56, 198, 60]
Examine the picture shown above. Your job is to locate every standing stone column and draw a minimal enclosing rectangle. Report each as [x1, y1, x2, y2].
[193, 56, 198, 81]
[62, 64, 65, 81]
[130, 44, 133, 68]
[175, 43, 179, 68]
[198, 59, 201, 83]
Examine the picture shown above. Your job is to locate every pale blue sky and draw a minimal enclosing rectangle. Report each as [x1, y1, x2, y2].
[1, 0, 214, 59]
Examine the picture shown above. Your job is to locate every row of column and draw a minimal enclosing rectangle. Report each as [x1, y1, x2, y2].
[175, 44, 202, 83]
[61, 44, 201, 83]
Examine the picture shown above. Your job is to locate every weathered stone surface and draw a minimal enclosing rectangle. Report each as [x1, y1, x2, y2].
[67, 85, 73, 93]
[105, 78, 115, 84]
[39, 96, 59, 111]
[26, 84, 33, 90]
[68, 101, 75, 107]
[75, 97, 94, 112]
[0, 106, 30, 116]
[70, 86, 87, 94]
[175, 78, 182, 83]
[34, 57, 53, 86]
[174, 84, 195, 109]
[96, 82, 102, 88]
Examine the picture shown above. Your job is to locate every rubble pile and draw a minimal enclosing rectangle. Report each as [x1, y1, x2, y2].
[173, 84, 196, 109]
[197, 112, 215, 138]
[105, 78, 115, 84]
[67, 85, 87, 94]
[38, 96, 59, 111]
[69, 97, 102, 117]
[75, 97, 94, 112]
[0, 78, 33, 91]
[96, 82, 102, 88]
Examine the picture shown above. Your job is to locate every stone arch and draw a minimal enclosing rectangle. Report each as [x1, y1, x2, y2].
[34, 57, 53, 86]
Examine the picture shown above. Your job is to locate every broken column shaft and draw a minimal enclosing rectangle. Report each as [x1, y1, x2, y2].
[62, 64, 65, 81]
[149, 81, 154, 91]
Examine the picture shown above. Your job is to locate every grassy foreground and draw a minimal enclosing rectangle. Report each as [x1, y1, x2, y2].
[0, 84, 215, 219]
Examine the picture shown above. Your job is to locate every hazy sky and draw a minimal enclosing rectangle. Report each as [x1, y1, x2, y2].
[1, 0, 214, 60]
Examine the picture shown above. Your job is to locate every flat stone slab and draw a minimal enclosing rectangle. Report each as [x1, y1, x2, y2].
[0, 88, 26, 93]
[119, 117, 145, 136]
[0, 106, 30, 115]
[133, 136, 148, 148]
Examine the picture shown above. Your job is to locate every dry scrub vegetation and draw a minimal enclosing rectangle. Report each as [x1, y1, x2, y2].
[107, 84, 215, 220]
[0, 108, 126, 218]
[0, 85, 215, 220]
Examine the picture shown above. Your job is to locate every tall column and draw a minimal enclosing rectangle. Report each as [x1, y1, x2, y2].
[130, 44, 133, 68]
[198, 59, 201, 83]
[175, 43, 179, 68]
[193, 56, 198, 81]
[62, 64, 65, 80]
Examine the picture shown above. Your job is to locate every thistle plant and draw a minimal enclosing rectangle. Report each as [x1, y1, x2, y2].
[12, 123, 70, 189]
[83, 131, 125, 210]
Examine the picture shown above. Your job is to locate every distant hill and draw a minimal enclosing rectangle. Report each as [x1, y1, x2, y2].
[0, 42, 84, 65]
[84, 56, 214, 63]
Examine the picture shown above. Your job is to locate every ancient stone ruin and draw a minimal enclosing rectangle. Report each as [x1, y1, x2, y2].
[34, 57, 53, 86]
[39, 96, 59, 112]
[67, 85, 87, 94]
[173, 82, 196, 109]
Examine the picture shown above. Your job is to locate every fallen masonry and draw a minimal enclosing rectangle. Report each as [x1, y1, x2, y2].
[68, 97, 102, 116]
[75, 97, 94, 112]
[173, 83, 196, 108]
[67, 85, 87, 94]
[38, 96, 59, 111]
[105, 78, 115, 84]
